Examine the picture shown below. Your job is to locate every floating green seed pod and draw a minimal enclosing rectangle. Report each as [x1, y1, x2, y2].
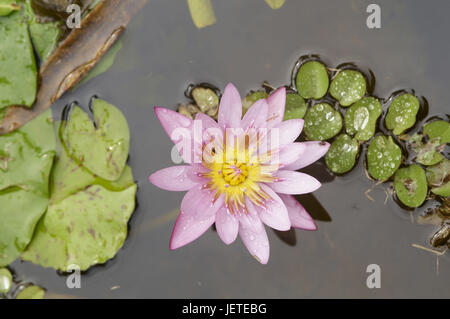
[367, 135, 402, 180]
[284, 93, 307, 120]
[0, 268, 12, 294]
[345, 97, 382, 141]
[304, 103, 343, 141]
[394, 164, 428, 208]
[385, 93, 420, 135]
[325, 134, 359, 174]
[16, 285, 45, 299]
[191, 87, 219, 113]
[329, 70, 366, 107]
[242, 91, 268, 114]
[295, 61, 329, 100]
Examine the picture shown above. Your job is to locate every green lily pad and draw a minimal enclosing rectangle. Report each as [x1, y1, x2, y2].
[242, 91, 268, 114]
[0, 268, 12, 294]
[63, 99, 130, 181]
[367, 135, 402, 180]
[385, 93, 419, 135]
[325, 134, 359, 174]
[410, 134, 444, 166]
[16, 285, 45, 299]
[426, 159, 449, 198]
[345, 97, 382, 141]
[22, 183, 137, 271]
[283, 93, 307, 120]
[192, 86, 219, 113]
[0, 8, 38, 109]
[0, 0, 19, 16]
[329, 70, 366, 107]
[0, 110, 55, 195]
[394, 164, 428, 208]
[424, 120, 450, 144]
[295, 61, 329, 100]
[304, 103, 343, 141]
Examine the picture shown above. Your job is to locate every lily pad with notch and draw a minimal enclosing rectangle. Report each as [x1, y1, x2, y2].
[367, 135, 402, 181]
[295, 61, 329, 100]
[394, 164, 428, 208]
[304, 103, 343, 141]
[329, 69, 366, 107]
[345, 97, 382, 141]
[325, 134, 359, 174]
[385, 93, 420, 135]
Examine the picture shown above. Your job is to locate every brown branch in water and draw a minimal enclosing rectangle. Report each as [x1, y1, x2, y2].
[0, 0, 149, 135]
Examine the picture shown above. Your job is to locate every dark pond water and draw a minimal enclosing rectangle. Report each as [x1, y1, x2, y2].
[12, 0, 450, 298]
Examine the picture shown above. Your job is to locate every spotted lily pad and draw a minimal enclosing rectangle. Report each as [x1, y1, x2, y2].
[0, 268, 12, 294]
[424, 120, 450, 144]
[0, 8, 38, 109]
[242, 91, 268, 114]
[22, 183, 137, 271]
[345, 97, 382, 141]
[16, 285, 45, 299]
[329, 70, 366, 107]
[367, 135, 402, 180]
[295, 61, 329, 100]
[325, 134, 359, 174]
[394, 164, 427, 208]
[0, 0, 19, 16]
[385, 93, 419, 135]
[426, 159, 450, 198]
[283, 93, 307, 120]
[63, 99, 130, 181]
[304, 103, 343, 141]
[0, 110, 55, 267]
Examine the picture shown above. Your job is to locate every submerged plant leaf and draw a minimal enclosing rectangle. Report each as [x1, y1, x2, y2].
[426, 159, 450, 198]
[284, 93, 307, 120]
[345, 97, 382, 141]
[0, 268, 12, 294]
[242, 91, 268, 114]
[0, 8, 37, 109]
[63, 99, 130, 181]
[16, 285, 45, 299]
[77, 39, 123, 87]
[265, 0, 285, 10]
[394, 164, 428, 208]
[304, 103, 343, 141]
[22, 183, 137, 271]
[0, 110, 55, 267]
[325, 134, 359, 174]
[367, 135, 402, 180]
[330, 70, 366, 107]
[385, 93, 419, 135]
[409, 120, 448, 166]
[0, 0, 19, 16]
[187, 0, 216, 29]
[295, 61, 329, 100]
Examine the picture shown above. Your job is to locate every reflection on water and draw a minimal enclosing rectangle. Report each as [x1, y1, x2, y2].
[10, 0, 450, 298]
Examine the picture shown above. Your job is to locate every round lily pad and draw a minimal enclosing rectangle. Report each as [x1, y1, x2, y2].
[385, 93, 419, 135]
[16, 285, 45, 299]
[284, 93, 307, 120]
[367, 135, 402, 180]
[191, 87, 219, 113]
[0, 268, 12, 294]
[345, 97, 382, 141]
[295, 61, 329, 100]
[304, 103, 343, 141]
[242, 91, 268, 114]
[64, 99, 130, 181]
[329, 70, 366, 107]
[325, 134, 359, 174]
[394, 164, 428, 208]
[424, 120, 450, 144]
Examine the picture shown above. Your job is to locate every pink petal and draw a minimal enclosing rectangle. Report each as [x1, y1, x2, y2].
[169, 210, 216, 250]
[246, 184, 291, 231]
[279, 194, 317, 230]
[278, 143, 306, 167]
[218, 83, 242, 130]
[186, 163, 209, 183]
[266, 87, 286, 128]
[238, 212, 270, 264]
[283, 141, 330, 171]
[181, 184, 224, 219]
[215, 206, 239, 245]
[149, 166, 198, 191]
[241, 99, 268, 130]
[270, 170, 321, 195]
[276, 119, 304, 146]
[154, 107, 192, 141]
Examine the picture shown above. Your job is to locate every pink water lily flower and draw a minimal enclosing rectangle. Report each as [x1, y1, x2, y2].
[150, 83, 329, 264]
